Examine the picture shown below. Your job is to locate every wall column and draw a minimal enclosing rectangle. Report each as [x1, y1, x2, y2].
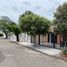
[49, 33, 51, 43]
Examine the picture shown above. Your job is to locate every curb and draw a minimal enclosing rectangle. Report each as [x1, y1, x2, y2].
[10, 41, 67, 62]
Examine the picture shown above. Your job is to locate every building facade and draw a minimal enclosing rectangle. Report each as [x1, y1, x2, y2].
[31, 33, 64, 47]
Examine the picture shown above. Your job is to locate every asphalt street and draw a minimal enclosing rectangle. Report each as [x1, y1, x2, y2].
[0, 38, 67, 67]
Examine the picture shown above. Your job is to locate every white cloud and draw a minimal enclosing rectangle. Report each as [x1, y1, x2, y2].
[0, 0, 67, 22]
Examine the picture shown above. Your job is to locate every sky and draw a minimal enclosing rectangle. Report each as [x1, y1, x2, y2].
[0, 0, 67, 22]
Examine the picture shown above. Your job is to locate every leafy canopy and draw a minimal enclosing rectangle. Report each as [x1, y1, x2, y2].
[7, 22, 21, 36]
[19, 11, 50, 35]
[54, 2, 67, 42]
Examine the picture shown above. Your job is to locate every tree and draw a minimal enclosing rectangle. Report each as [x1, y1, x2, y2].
[19, 11, 50, 45]
[54, 2, 67, 49]
[0, 16, 12, 39]
[7, 22, 21, 42]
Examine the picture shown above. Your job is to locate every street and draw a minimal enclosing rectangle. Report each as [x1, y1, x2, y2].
[0, 38, 67, 67]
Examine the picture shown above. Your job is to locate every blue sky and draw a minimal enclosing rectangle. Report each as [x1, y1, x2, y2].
[0, 0, 67, 22]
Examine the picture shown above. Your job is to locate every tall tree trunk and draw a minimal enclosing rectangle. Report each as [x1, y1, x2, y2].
[38, 34, 40, 45]
[60, 34, 61, 49]
[16, 34, 19, 42]
[64, 36, 67, 50]
[5, 33, 8, 39]
[63, 34, 66, 50]
[64, 41, 66, 50]
[34, 35, 36, 45]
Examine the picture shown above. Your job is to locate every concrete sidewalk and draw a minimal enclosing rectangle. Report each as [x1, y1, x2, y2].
[18, 42, 61, 56]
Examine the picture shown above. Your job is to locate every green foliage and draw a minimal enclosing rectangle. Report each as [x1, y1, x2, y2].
[54, 3, 67, 38]
[0, 17, 12, 38]
[54, 2, 67, 24]
[63, 49, 67, 55]
[54, 2, 67, 49]
[19, 11, 50, 35]
[7, 22, 21, 41]
[7, 22, 21, 36]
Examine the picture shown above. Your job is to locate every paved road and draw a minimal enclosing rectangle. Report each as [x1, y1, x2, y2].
[0, 38, 67, 67]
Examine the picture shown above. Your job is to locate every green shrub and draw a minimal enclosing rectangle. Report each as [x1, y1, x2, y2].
[63, 49, 67, 55]
[0, 33, 3, 37]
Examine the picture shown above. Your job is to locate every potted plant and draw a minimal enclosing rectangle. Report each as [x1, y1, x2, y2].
[62, 49, 67, 58]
